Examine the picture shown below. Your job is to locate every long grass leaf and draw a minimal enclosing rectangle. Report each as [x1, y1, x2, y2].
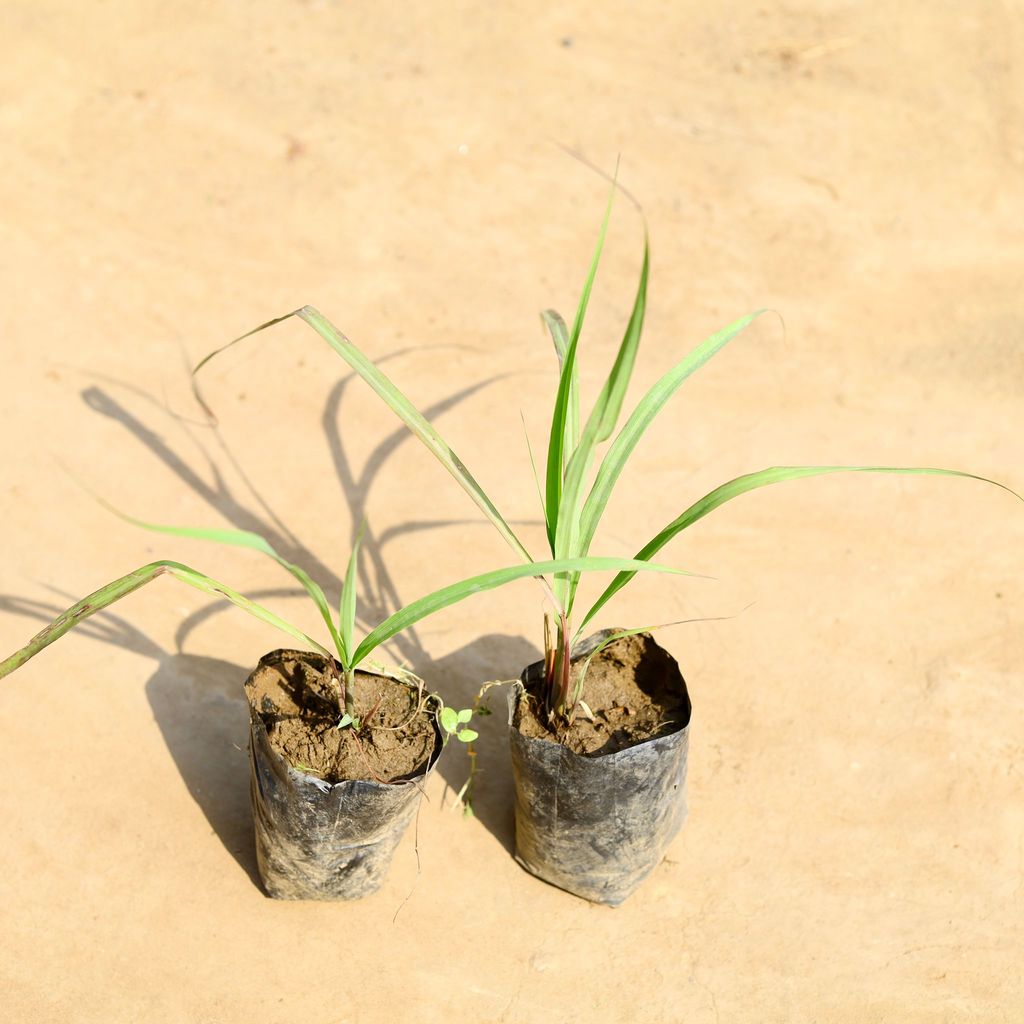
[191, 312, 296, 421]
[95, 500, 345, 660]
[588, 229, 649, 444]
[521, 412, 548, 527]
[352, 554, 694, 665]
[0, 560, 330, 679]
[577, 311, 763, 563]
[551, 230, 650, 608]
[544, 183, 616, 545]
[191, 309, 534, 566]
[579, 465, 1021, 632]
[294, 306, 534, 565]
[542, 309, 580, 508]
[339, 525, 363, 661]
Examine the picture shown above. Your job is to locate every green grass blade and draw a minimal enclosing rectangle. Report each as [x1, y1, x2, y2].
[569, 611, 749, 702]
[542, 309, 580, 509]
[550, 229, 650, 609]
[96, 500, 346, 661]
[588, 228, 649, 444]
[352, 554, 694, 665]
[544, 183, 616, 545]
[339, 525, 363, 661]
[191, 309, 534, 566]
[577, 310, 763, 563]
[191, 312, 297, 420]
[0, 560, 331, 679]
[579, 464, 1022, 632]
[521, 412, 549, 531]
[294, 306, 534, 565]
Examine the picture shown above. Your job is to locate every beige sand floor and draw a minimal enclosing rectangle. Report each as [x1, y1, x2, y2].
[2, 3, 1023, 1021]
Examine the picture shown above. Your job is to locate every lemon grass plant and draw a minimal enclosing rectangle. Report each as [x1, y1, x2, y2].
[0, 509, 680, 723]
[187, 190, 1016, 728]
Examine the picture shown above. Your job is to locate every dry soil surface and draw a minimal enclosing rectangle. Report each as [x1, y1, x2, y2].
[2, 3, 1023, 1022]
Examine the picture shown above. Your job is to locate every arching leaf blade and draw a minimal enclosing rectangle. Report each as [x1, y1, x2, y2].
[0, 560, 330, 680]
[295, 306, 533, 566]
[579, 464, 1022, 632]
[552, 229, 650, 609]
[191, 307, 533, 567]
[191, 312, 297, 420]
[589, 228, 649, 445]
[352, 554, 696, 665]
[94, 499, 345, 660]
[339, 525, 363, 662]
[577, 310, 764, 563]
[544, 307, 577, 499]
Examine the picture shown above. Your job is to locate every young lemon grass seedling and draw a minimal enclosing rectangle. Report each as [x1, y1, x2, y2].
[0, 505, 683, 723]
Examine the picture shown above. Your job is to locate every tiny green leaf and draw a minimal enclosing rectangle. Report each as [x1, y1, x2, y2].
[456, 708, 473, 724]
[457, 729, 479, 743]
[439, 706, 459, 733]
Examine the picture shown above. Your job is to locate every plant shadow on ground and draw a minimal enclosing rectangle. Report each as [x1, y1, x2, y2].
[0, 594, 259, 885]
[11, 349, 543, 885]
[413, 634, 539, 851]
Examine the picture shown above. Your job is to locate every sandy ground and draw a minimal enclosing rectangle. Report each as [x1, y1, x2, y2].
[2, 2, 1023, 1021]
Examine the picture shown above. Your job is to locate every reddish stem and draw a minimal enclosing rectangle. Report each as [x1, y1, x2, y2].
[548, 610, 572, 721]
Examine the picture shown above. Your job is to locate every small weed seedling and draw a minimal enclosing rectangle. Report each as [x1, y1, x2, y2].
[438, 706, 479, 744]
